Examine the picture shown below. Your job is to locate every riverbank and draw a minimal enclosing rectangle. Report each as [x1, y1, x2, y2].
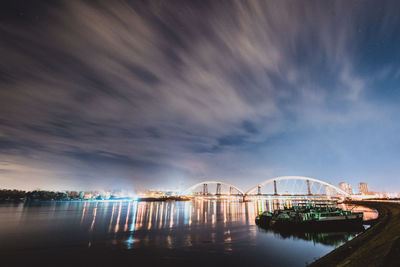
[310, 201, 400, 267]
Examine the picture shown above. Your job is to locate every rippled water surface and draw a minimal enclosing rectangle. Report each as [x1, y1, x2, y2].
[0, 200, 377, 266]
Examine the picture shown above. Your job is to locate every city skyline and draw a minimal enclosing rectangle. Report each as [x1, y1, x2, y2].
[2, 1, 400, 192]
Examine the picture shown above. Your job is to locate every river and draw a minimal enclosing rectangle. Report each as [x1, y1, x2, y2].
[0, 199, 377, 266]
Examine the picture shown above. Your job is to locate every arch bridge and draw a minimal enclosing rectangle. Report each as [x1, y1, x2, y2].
[245, 176, 349, 197]
[181, 181, 244, 196]
[181, 176, 349, 198]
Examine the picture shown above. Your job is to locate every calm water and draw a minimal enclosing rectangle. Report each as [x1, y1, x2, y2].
[0, 200, 377, 267]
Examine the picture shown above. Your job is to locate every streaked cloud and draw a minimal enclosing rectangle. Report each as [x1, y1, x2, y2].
[1, 0, 400, 191]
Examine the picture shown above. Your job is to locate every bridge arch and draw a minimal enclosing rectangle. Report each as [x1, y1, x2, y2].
[181, 181, 245, 196]
[245, 176, 349, 196]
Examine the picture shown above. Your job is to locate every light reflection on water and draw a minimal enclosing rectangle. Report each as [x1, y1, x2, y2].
[73, 199, 377, 248]
[0, 199, 378, 266]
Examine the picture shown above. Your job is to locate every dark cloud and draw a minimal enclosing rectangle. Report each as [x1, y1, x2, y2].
[217, 135, 247, 147]
[242, 120, 258, 135]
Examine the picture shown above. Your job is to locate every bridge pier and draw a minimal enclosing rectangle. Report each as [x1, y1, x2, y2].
[216, 183, 221, 195]
[203, 184, 208, 195]
[307, 179, 312, 195]
[257, 185, 261, 195]
[274, 180, 277, 195]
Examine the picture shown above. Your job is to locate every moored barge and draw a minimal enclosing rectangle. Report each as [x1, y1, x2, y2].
[256, 202, 363, 231]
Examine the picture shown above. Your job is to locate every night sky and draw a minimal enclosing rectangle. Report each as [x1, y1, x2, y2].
[1, 0, 400, 192]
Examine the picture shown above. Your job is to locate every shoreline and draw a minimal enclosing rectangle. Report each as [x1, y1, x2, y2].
[0, 196, 191, 203]
[309, 201, 400, 266]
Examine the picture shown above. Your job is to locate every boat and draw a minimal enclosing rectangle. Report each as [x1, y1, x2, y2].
[255, 202, 364, 231]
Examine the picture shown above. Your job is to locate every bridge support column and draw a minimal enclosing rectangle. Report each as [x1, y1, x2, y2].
[229, 186, 234, 195]
[257, 185, 261, 195]
[325, 185, 332, 199]
[274, 180, 277, 195]
[307, 180, 312, 195]
[203, 184, 208, 196]
[216, 183, 221, 195]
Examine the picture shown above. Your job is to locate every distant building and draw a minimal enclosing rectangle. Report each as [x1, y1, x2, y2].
[338, 182, 353, 195]
[358, 182, 369, 194]
[84, 193, 93, 200]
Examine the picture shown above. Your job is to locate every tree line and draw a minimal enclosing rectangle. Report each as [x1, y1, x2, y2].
[0, 189, 84, 202]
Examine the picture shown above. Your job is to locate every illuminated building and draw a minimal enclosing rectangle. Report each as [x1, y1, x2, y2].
[358, 182, 369, 194]
[338, 182, 353, 195]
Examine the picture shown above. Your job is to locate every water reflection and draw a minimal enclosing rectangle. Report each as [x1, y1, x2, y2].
[74, 199, 378, 249]
[261, 228, 361, 246]
[0, 199, 379, 266]
[89, 202, 97, 232]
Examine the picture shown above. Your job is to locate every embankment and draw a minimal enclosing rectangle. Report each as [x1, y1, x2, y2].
[310, 201, 400, 267]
